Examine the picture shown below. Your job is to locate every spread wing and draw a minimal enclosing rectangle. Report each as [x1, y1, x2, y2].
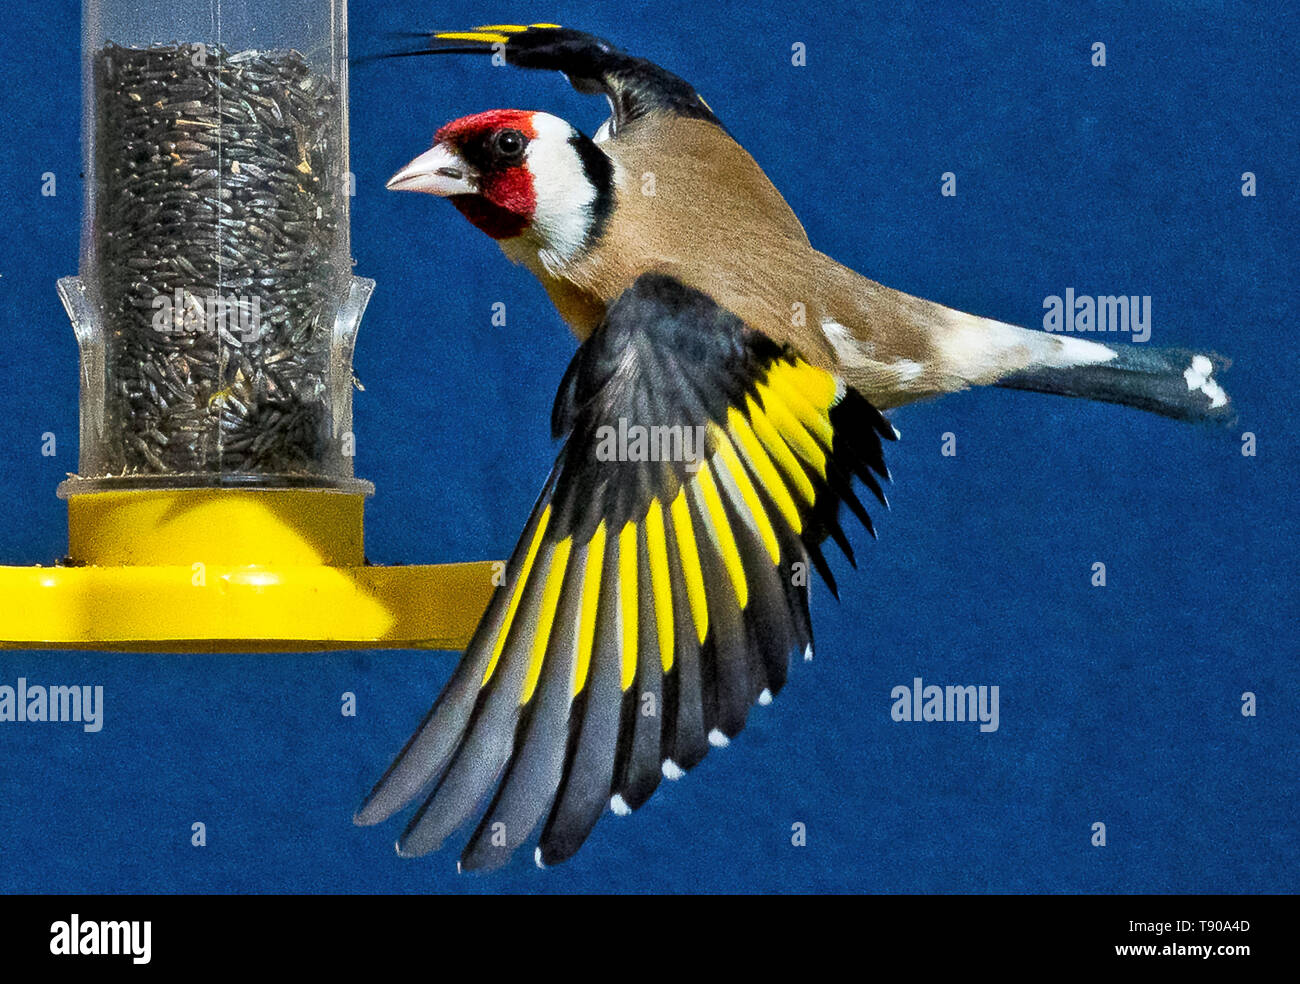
[390, 23, 722, 137]
[356, 273, 896, 870]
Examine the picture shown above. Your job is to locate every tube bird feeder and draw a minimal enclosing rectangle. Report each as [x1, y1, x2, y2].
[0, 0, 495, 652]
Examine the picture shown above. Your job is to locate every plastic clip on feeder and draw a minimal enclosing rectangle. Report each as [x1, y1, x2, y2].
[0, 0, 495, 652]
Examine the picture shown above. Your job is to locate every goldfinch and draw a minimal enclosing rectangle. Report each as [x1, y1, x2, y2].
[357, 24, 1233, 870]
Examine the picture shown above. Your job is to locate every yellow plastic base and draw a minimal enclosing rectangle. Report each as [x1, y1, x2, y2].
[0, 488, 496, 652]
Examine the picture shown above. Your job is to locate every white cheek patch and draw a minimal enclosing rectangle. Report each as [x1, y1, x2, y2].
[1184, 354, 1229, 408]
[524, 113, 602, 269]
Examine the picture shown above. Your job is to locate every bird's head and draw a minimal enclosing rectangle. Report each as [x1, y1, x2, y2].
[387, 109, 614, 264]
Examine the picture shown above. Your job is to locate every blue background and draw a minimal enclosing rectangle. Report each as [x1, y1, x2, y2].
[0, 0, 1295, 893]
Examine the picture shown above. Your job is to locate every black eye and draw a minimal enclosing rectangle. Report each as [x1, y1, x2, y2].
[492, 128, 526, 160]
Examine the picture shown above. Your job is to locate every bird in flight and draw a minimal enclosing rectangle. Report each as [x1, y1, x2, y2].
[357, 24, 1233, 870]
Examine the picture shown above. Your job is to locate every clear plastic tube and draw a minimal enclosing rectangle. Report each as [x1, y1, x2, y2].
[59, 0, 372, 495]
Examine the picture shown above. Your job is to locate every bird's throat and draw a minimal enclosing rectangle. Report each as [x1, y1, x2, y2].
[450, 195, 531, 240]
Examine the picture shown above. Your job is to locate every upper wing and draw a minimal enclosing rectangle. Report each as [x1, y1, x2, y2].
[355, 273, 896, 870]
[397, 23, 722, 137]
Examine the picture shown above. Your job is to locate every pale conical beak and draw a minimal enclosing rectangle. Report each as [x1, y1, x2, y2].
[386, 143, 479, 196]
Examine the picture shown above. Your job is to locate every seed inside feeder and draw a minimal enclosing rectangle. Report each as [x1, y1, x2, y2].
[93, 42, 344, 476]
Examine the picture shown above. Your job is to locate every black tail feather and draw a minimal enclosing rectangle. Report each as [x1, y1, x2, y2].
[996, 346, 1235, 425]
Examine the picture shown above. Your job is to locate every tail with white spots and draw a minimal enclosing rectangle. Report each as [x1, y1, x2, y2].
[813, 260, 1234, 424]
[994, 347, 1234, 424]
